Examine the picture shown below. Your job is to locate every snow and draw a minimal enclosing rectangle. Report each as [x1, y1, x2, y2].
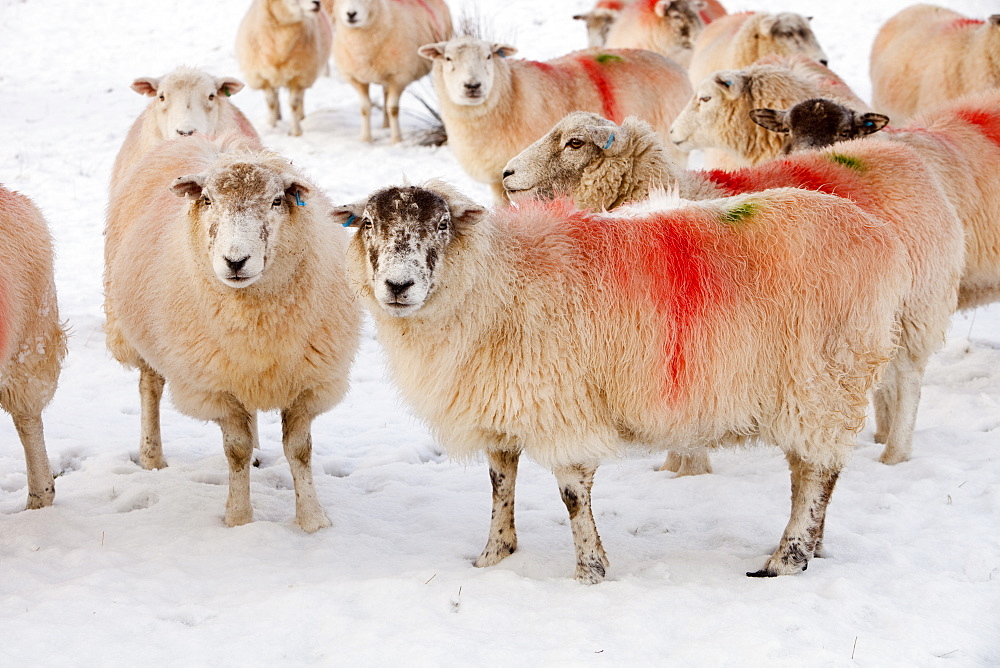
[1, 0, 998, 664]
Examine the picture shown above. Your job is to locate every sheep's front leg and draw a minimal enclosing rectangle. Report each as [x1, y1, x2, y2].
[658, 450, 712, 475]
[474, 449, 520, 567]
[872, 360, 896, 446]
[13, 412, 54, 509]
[217, 406, 257, 527]
[264, 85, 281, 127]
[350, 80, 373, 142]
[139, 363, 167, 470]
[281, 404, 331, 533]
[749, 452, 840, 577]
[555, 464, 609, 584]
[878, 356, 922, 465]
[288, 86, 306, 136]
[381, 88, 391, 129]
[384, 83, 403, 144]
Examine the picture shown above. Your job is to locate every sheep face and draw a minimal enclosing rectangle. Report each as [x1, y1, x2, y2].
[132, 68, 245, 140]
[335, 0, 379, 28]
[418, 37, 518, 107]
[756, 13, 828, 66]
[669, 72, 746, 152]
[573, 8, 620, 48]
[334, 184, 485, 316]
[657, 0, 706, 52]
[750, 99, 890, 154]
[267, 0, 322, 23]
[170, 162, 310, 289]
[503, 111, 623, 203]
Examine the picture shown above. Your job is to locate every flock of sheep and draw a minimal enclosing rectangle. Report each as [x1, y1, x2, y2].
[1, 0, 998, 584]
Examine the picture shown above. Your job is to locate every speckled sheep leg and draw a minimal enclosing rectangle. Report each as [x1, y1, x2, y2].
[474, 449, 519, 567]
[288, 86, 305, 136]
[749, 453, 840, 577]
[281, 405, 331, 533]
[218, 407, 257, 527]
[555, 464, 609, 584]
[350, 80, 373, 142]
[264, 85, 281, 127]
[138, 364, 167, 470]
[14, 413, 54, 509]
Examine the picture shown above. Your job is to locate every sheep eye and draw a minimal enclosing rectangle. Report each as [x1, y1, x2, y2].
[437, 219, 449, 231]
[159, 94, 165, 102]
[566, 138, 585, 149]
[202, 196, 211, 206]
[362, 217, 373, 230]
[699, 96, 711, 103]
[272, 196, 283, 207]
[209, 93, 216, 101]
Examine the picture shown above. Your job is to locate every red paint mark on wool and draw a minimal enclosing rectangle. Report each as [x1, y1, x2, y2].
[391, 0, 445, 35]
[950, 17, 984, 29]
[596, 0, 626, 9]
[955, 108, 1000, 148]
[574, 55, 620, 122]
[703, 169, 756, 195]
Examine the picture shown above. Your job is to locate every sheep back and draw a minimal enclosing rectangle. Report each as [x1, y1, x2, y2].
[236, 0, 334, 92]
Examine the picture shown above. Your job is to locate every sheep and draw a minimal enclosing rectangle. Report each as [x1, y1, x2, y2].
[688, 11, 828, 89]
[574, 0, 637, 48]
[749, 98, 890, 154]
[503, 111, 965, 469]
[333, 180, 909, 583]
[0, 186, 68, 510]
[670, 55, 870, 167]
[603, 0, 726, 68]
[103, 133, 361, 531]
[236, 0, 333, 136]
[871, 5, 1000, 124]
[109, 67, 259, 191]
[575, 0, 725, 49]
[330, 0, 452, 144]
[417, 35, 692, 203]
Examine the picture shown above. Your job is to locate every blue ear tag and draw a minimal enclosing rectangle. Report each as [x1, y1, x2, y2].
[603, 133, 615, 150]
[295, 191, 306, 206]
[863, 120, 874, 127]
[343, 214, 357, 228]
[497, 49, 507, 58]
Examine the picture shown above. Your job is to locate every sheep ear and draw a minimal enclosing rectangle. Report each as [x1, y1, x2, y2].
[493, 43, 517, 58]
[714, 72, 746, 98]
[216, 77, 245, 97]
[417, 42, 448, 61]
[283, 178, 311, 204]
[588, 124, 629, 155]
[171, 174, 206, 199]
[330, 200, 368, 228]
[448, 200, 487, 228]
[749, 108, 790, 133]
[990, 15, 1000, 27]
[654, 1, 672, 18]
[856, 113, 890, 135]
[572, 11, 591, 21]
[131, 77, 160, 97]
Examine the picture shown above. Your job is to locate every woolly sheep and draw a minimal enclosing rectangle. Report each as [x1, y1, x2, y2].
[749, 98, 890, 154]
[504, 111, 965, 468]
[331, 0, 452, 144]
[0, 186, 68, 510]
[574, 0, 637, 48]
[688, 11, 828, 89]
[670, 55, 870, 167]
[417, 36, 692, 203]
[236, 0, 333, 136]
[103, 133, 361, 530]
[109, 67, 259, 191]
[333, 180, 909, 583]
[603, 0, 725, 68]
[575, 0, 725, 49]
[871, 5, 1000, 124]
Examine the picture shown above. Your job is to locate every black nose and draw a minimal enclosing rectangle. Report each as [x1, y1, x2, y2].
[502, 169, 514, 179]
[464, 82, 481, 93]
[385, 279, 413, 297]
[177, 129, 195, 136]
[311, 0, 320, 10]
[346, 10, 356, 20]
[819, 59, 829, 66]
[226, 256, 249, 273]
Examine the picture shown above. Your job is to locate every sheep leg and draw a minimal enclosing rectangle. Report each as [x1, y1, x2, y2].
[474, 449, 520, 567]
[658, 450, 713, 475]
[350, 80, 373, 143]
[288, 86, 305, 136]
[138, 364, 168, 470]
[385, 84, 403, 144]
[264, 85, 281, 127]
[878, 356, 921, 465]
[749, 452, 840, 577]
[555, 464, 609, 584]
[281, 405, 331, 533]
[381, 88, 390, 129]
[12, 412, 54, 509]
[218, 407, 256, 527]
[872, 361, 896, 445]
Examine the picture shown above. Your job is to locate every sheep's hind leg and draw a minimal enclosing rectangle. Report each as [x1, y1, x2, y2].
[139, 363, 168, 470]
[350, 80, 373, 142]
[12, 412, 54, 509]
[878, 356, 921, 465]
[281, 404, 331, 533]
[385, 83, 403, 144]
[264, 85, 281, 127]
[872, 361, 896, 446]
[658, 450, 712, 475]
[748, 452, 840, 577]
[555, 464, 609, 584]
[474, 449, 520, 567]
[217, 405, 257, 527]
[288, 86, 306, 136]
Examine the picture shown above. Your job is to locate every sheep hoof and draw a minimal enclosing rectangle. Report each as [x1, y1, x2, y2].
[574, 560, 607, 585]
[873, 431, 887, 445]
[878, 448, 909, 465]
[473, 541, 516, 568]
[140, 455, 168, 471]
[25, 486, 55, 510]
[296, 510, 332, 533]
[750, 551, 810, 578]
[224, 507, 253, 527]
[658, 452, 712, 476]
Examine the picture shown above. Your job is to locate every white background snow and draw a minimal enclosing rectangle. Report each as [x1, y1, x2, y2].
[1, 0, 998, 664]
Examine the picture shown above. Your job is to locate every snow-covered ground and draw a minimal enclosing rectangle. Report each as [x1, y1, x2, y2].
[1, 0, 997, 664]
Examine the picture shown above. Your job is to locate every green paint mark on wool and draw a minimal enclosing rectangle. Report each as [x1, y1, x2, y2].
[721, 201, 760, 226]
[595, 53, 624, 64]
[828, 153, 865, 171]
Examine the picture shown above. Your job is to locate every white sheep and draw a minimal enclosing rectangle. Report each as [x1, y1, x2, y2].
[333, 180, 909, 583]
[603, 0, 725, 68]
[574, 0, 638, 48]
[236, 0, 333, 136]
[110, 66, 259, 191]
[417, 35, 692, 202]
[670, 55, 870, 167]
[0, 186, 68, 510]
[503, 111, 965, 469]
[330, 0, 452, 144]
[688, 11, 828, 89]
[104, 133, 361, 531]
[749, 98, 890, 154]
[871, 5, 1000, 124]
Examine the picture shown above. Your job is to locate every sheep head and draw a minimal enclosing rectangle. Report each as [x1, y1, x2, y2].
[334, 0, 381, 28]
[656, 0, 707, 52]
[750, 98, 889, 154]
[171, 160, 310, 289]
[132, 67, 244, 141]
[573, 8, 621, 48]
[755, 13, 828, 66]
[418, 36, 517, 107]
[333, 182, 485, 316]
[669, 71, 749, 153]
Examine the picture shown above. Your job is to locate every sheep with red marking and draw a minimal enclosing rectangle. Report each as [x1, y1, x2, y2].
[104, 133, 361, 530]
[603, 0, 726, 67]
[417, 35, 691, 203]
[236, 0, 333, 136]
[331, 0, 452, 144]
[333, 179, 909, 583]
[574, 0, 637, 48]
[871, 5, 1000, 124]
[504, 110, 965, 468]
[0, 186, 67, 510]
[110, 67, 259, 191]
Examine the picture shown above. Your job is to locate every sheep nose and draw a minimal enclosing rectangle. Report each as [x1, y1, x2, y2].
[385, 279, 413, 297]
[819, 59, 829, 66]
[310, 0, 320, 10]
[502, 169, 514, 179]
[226, 256, 250, 273]
[346, 10, 357, 21]
[177, 129, 195, 136]
[464, 82, 481, 94]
